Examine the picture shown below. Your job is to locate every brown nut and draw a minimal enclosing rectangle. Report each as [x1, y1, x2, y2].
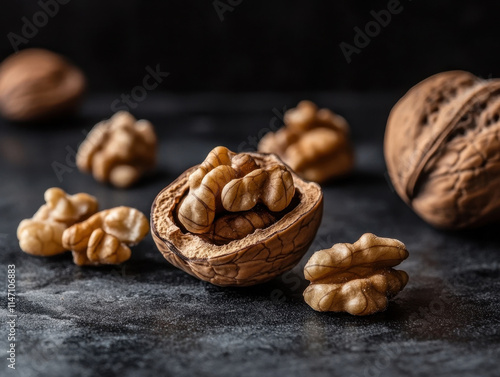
[258, 100, 354, 183]
[77, 111, 157, 188]
[177, 146, 294, 233]
[385, 70, 500, 229]
[62, 206, 149, 266]
[17, 188, 98, 256]
[151, 146, 323, 287]
[303, 233, 409, 316]
[0, 48, 86, 122]
[200, 209, 277, 245]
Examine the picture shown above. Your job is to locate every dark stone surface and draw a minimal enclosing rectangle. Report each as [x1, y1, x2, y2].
[1, 93, 499, 377]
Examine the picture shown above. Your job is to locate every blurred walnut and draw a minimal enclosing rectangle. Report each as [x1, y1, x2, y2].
[178, 146, 294, 233]
[0, 48, 86, 122]
[77, 111, 157, 188]
[258, 100, 354, 183]
[303, 233, 409, 316]
[62, 206, 149, 266]
[385, 71, 500, 229]
[17, 188, 98, 256]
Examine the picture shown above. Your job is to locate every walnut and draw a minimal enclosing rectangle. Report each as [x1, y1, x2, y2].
[200, 209, 276, 245]
[303, 233, 409, 316]
[0, 48, 86, 122]
[62, 206, 149, 266]
[151, 146, 323, 286]
[77, 111, 157, 188]
[177, 146, 294, 233]
[385, 70, 500, 229]
[258, 100, 354, 183]
[17, 188, 98, 256]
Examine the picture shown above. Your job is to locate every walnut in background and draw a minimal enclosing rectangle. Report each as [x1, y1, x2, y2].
[258, 100, 354, 184]
[385, 70, 500, 229]
[0, 48, 86, 122]
[77, 111, 157, 188]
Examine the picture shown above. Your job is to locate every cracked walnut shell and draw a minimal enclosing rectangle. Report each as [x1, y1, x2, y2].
[17, 188, 98, 256]
[0, 48, 85, 122]
[151, 146, 323, 287]
[258, 100, 354, 183]
[62, 206, 149, 266]
[385, 70, 500, 229]
[304, 233, 409, 316]
[77, 111, 157, 188]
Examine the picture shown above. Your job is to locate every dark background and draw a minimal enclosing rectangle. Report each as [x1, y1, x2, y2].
[1, 0, 499, 93]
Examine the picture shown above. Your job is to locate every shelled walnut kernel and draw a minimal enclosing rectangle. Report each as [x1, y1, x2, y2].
[177, 146, 294, 234]
[303, 233, 409, 316]
[17, 188, 98, 256]
[258, 100, 354, 183]
[62, 206, 149, 266]
[77, 111, 157, 188]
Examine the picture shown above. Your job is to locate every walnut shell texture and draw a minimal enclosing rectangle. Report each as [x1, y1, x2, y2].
[385, 70, 500, 229]
[151, 152, 323, 287]
[0, 48, 86, 122]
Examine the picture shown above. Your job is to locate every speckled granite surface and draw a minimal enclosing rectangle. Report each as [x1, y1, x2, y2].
[1, 93, 499, 377]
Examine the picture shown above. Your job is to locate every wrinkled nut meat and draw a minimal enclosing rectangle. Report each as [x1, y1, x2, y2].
[0, 48, 86, 122]
[200, 209, 276, 245]
[17, 188, 98, 256]
[62, 206, 149, 266]
[385, 70, 500, 229]
[303, 233, 409, 316]
[151, 146, 323, 286]
[77, 111, 157, 188]
[178, 146, 294, 233]
[258, 100, 354, 183]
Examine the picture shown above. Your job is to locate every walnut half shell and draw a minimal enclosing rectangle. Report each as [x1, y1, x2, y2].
[151, 151, 323, 287]
[385, 70, 500, 229]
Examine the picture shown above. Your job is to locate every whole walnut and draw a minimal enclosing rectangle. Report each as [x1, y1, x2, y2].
[385, 70, 500, 229]
[0, 48, 86, 122]
[258, 100, 354, 183]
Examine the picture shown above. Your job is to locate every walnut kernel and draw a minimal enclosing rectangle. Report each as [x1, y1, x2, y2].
[17, 188, 98, 256]
[258, 100, 354, 183]
[178, 146, 294, 234]
[62, 206, 149, 266]
[77, 111, 157, 188]
[303, 233, 409, 316]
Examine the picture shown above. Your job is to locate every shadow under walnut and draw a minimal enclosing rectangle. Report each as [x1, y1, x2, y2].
[151, 153, 323, 287]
